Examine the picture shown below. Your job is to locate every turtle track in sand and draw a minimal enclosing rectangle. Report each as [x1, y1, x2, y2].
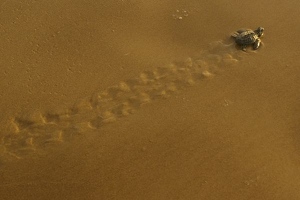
[0, 40, 242, 162]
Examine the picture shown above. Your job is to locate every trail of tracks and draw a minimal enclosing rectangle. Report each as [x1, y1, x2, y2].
[0, 40, 241, 162]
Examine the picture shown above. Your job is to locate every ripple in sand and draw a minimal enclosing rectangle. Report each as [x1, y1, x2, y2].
[0, 40, 242, 162]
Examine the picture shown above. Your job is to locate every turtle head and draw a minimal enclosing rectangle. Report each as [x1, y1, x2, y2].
[255, 27, 264, 37]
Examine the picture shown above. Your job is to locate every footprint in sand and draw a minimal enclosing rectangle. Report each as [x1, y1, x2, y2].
[0, 40, 241, 162]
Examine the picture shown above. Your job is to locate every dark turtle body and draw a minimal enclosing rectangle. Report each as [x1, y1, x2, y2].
[231, 27, 264, 51]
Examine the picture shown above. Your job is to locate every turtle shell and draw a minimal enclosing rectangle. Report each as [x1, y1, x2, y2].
[235, 30, 258, 45]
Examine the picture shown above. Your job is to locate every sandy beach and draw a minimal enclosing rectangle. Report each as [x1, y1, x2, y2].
[1, 0, 300, 199]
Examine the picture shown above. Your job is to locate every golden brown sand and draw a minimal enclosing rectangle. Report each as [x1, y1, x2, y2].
[1, 0, 300, 199]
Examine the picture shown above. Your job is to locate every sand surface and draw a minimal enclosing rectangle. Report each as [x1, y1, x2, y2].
[1, 0, 300, 199]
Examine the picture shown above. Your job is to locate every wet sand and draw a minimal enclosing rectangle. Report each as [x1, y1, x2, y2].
[1, 0, 300, 199]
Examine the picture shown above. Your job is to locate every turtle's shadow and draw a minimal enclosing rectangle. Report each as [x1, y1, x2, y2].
[233, 42, 263, 53]
[228, 37, 264, 52]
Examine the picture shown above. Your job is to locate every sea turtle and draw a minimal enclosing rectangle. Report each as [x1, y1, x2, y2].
[231, 27, 264, 51]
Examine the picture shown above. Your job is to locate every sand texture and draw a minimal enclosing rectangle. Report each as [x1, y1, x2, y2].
[0, 40, 240, 161]
[1, 0, 300, 199]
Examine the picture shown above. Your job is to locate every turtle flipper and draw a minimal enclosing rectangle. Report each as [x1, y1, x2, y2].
[236, 29, 251, 33]
[242, 45, 247, 51]
[253, 38, 261, 50]
[231, 32, 239, 38]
